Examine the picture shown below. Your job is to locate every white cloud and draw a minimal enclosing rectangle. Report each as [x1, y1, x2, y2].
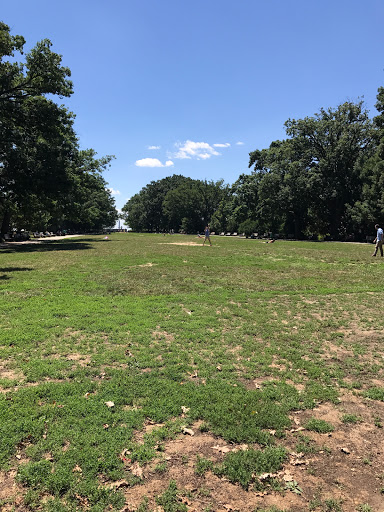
[236, 141, 244, 145]
[148, 145, 161, 150]
[108, 187, 121, 195]
[135, 158, 174, 168]
[173, 140, 220, 160]
[213, 143, 230, 148]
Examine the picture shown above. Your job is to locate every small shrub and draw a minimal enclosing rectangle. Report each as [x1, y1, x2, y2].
[305, 418, 334, 433]
[341, 414, 360, 424]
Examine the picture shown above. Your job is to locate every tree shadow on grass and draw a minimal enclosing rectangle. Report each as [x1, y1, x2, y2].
[0, 266, 34, 281]
[0, 267, 34, 272]
[0, 240, 94, 253]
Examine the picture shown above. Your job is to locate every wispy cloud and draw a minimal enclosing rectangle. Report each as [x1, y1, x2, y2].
[172, 140, 220, 160]
[213, 143, 230, 148]
[108, 187, 121, 195]
[148, 145, 161, 150]
[236, 141, 244, 145]
[135, 158, 174, 168]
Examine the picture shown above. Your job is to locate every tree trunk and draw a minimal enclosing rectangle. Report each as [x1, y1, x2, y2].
[1, 208, 11, 235]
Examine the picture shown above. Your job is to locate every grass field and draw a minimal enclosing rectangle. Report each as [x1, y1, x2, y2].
[1, 233, 384, 512]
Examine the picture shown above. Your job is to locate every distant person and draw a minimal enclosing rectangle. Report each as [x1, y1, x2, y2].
[203, 225, 212, 246]
[372, 224, 383, 257]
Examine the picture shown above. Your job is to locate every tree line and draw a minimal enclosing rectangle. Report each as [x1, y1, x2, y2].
[0, 22, 118, 238]
[122, 91, 384, 241]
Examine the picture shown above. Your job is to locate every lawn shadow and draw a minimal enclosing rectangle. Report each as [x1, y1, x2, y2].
[0, 240, 94, 253]
[0, 266, 34, 281]
[0, 267, 34, 272]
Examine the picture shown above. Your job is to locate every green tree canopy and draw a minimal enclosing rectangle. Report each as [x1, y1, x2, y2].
[248, 101, 375, 239]
[122, 175, 226, 233]
[0, 22, 117, 235]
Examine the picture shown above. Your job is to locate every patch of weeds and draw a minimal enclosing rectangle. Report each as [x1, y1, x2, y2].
[195, 455, 213, 476]
[197, 486, 211, 497]
[24, 489, 42, 508]
[199, 422, 210, 432]
[137, 496, 150, 512]
[214, 446, 286, 490]
[285, 479, 302, 495]
[374, 416, 383, 428]
[304, 418, 334, 433]
[309, 495, 323, 511]
[155, 460, 168, 473]
[196, 381, 291, 444]
[363, 387, 384, 401]
[356, 505, 372, 512]
[323, 498, 343, 511]
[295, 434, 320, 454]
[340, 380, 363, 390]
[254, 507, 286, 512]
[155, 480, 187, 512]
[17, 459, 53, 489]
[341, 413, 360, 424]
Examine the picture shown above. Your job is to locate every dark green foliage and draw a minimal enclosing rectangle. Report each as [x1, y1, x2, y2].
[248, 101, 375, 240]
[122, 175, 228, 232]
[0, 22, 117, 234]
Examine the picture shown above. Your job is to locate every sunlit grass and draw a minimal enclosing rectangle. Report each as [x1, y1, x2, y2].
[1, 233, 384, 510]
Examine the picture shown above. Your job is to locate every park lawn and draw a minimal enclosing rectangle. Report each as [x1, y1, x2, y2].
[0, 233, 384, 511]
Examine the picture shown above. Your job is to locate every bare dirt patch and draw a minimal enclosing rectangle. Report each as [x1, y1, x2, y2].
[114, 391, 384, 512]
[0, 470, 25, 511]
[66, 353, 92, 366]
[121, 425, 304, 512]
[0, 365, 23, 382]
[152, 329, 175, 343]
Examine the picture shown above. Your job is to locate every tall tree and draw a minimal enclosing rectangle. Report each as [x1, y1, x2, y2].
[284, 101, 373, 238]
[162, 179, 225, 232]
[52, 150, 118, 232]
[248, 101, 374, 239]
[121, 175, 193, 232]
[0, 21, 75, 234]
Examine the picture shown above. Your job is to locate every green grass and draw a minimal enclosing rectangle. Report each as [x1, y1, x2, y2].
[304, 418, 334, 433]
[1, 233, 384, 510]
[341, 413, 361, 424]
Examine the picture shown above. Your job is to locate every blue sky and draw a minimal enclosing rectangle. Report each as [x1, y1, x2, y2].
[2, 0, 384, 215]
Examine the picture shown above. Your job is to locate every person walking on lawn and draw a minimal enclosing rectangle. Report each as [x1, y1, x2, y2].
[203, 225, 212, 246]
[372, 224, 384, 257]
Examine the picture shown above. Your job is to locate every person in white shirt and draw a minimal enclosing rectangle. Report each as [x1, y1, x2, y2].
[372, 224, 384, 257]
